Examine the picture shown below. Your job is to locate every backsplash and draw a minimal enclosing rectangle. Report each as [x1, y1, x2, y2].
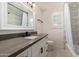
[0, 33, 25, 41]
[0, 31, 37, 41]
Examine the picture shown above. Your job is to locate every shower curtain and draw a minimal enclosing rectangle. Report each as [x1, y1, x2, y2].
[64, 3, 74, 51]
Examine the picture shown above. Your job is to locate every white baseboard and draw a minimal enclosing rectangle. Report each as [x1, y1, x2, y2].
[66, 44, 78, 57]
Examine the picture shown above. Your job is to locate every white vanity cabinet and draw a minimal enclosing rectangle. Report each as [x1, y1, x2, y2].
[40, 36, 48, 57]
[31, 36, 48, 57]
[0, 2, 35, 30]
[31, 40, 41, 57]
[17, 36, 48, 57]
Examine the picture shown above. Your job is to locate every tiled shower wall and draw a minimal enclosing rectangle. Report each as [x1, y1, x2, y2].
[69, 3, 79, 45]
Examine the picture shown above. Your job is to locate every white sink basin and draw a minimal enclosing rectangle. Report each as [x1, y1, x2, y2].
[24, 36, 38, 39]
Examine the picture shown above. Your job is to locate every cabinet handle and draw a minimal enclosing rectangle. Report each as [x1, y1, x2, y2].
[8, 12, 10, 14]
[40, 47, 43, 54]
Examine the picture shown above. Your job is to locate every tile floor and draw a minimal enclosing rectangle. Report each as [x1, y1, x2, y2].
[47, 44, 74, 57]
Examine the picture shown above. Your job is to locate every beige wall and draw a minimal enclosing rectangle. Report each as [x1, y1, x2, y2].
[35, 5, 43, 34]
[35, 3, 64, 43]
[40, 3, 65, 44]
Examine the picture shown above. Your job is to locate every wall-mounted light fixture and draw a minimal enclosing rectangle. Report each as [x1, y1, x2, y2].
[37, 19, 43, 23]
[26, 2, 35, 8]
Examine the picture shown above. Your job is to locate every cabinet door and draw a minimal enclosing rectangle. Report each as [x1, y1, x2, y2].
[31, 36, 48, 57]
[39, 36, 48, 57]
[31, 41, 41, 57]
[27, 47, 32, 57]
[43, 37, 48, 57]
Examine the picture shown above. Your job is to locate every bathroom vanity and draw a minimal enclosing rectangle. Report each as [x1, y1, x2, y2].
[17, 34, 48, 57]
[0, 2, 48, 57]
[0, 34, 48, 57]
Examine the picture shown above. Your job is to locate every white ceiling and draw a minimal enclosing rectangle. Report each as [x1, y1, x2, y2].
[36, 2, 64, 11]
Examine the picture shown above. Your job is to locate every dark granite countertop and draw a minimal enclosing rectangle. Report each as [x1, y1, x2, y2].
[0, 34, 48, 57]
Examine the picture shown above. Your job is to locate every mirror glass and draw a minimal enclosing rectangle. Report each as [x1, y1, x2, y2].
[7, 3, 24, 26]
[27, 12, 34, 27]
[7, 3, 34, 28]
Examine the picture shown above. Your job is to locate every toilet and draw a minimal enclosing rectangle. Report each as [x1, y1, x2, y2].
[47, 40, 54, 45]
[47, 40, 54, 51]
